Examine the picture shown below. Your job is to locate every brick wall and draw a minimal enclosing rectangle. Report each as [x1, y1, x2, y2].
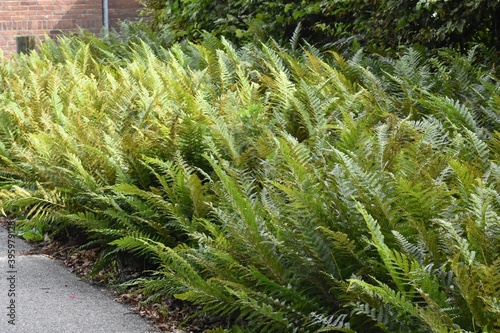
[0, 0, 141, 56]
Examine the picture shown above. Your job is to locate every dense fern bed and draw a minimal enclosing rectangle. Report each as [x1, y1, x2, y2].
[0, 36, 499, 332]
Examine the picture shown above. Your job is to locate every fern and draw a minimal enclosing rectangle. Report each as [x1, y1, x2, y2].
[1, 33, 499, 332]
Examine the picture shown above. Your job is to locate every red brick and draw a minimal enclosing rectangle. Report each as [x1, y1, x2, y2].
[1, 0, 140, 56]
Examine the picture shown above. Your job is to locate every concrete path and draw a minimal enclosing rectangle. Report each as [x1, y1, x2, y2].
[0, 224, 158, 332]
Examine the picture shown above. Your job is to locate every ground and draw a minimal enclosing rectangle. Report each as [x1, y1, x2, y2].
[0, 217, 222, 333]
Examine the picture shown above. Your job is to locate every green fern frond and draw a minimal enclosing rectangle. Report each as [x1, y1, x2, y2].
[356, 202, 409, 293]
[109, 233, 164, 258]
[461, 128, 490, 170]
[310, 312, 354, 332]
[347, 278, 416, 317]
[421, 96, 478, 133]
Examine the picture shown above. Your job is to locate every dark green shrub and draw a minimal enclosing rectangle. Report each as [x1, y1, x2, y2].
[143, 0, 500, 52]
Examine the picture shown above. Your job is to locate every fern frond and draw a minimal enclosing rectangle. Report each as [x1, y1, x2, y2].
[356, 202, 409, 293]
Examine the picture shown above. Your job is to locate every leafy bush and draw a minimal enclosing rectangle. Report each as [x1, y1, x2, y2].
[143, 0, 500, 51]
[1, 35, 500, 331]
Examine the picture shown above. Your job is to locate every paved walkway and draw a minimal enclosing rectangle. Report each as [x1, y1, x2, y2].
[0, 225, 158, 332]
